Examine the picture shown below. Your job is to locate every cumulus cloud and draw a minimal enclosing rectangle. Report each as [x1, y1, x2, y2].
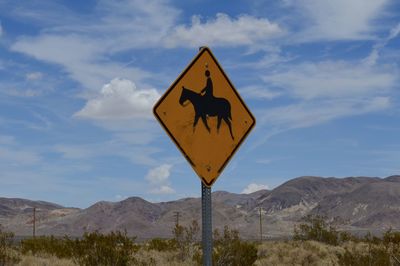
[150, 185, 175, 195]
[242, 183, 269, 194]
[75, 78, 160, 120]
[145, 164, 172, 184]
[165, 13, 283, 48]
[145, 164, 175, 194]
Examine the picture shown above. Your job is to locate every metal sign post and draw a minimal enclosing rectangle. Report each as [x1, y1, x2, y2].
[202, 182, 212, 266]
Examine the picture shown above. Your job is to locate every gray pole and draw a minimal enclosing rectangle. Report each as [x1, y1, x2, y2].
[33, 207, 36, 238]
[202, 182, 212, 266]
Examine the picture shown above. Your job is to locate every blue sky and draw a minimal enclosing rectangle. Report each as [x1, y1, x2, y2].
[0, 0, 399, 208]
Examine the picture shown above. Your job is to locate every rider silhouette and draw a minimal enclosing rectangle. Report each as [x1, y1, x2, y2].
[201, 70, 213, 100]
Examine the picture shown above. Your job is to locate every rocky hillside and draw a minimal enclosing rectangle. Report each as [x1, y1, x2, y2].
[1, 176, 400, 239]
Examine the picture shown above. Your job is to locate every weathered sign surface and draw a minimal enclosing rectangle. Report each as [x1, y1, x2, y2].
[153, 47, 255, 186]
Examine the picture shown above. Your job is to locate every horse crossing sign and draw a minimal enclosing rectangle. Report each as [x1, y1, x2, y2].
[153, 47, 255, 186]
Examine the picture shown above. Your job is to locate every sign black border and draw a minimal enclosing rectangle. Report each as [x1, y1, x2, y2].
[153, 47, 256, 187]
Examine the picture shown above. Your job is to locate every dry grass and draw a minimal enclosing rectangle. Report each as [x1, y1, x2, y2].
[17, 250, 197, 266]
[17, 254, 77, 266]
[8, 240, 399, 266]
[12, 242, 346, 266]
[256, 240, 344, 266]
[135, 249, 198, 266]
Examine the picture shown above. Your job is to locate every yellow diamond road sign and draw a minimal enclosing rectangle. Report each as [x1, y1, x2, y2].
[153, 47, 255, 187]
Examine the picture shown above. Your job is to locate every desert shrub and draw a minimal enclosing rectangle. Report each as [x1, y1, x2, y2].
[383, 229, 400, 253]
[363, 232, 381, 245]
[256, 240, 344, 266]
[338, 244, 391, 266]
[21, 231, 139, 266]
[0, 228, 20, 265]
[70, 231, 139, 266]
[146, 238, 176, 252]
[294, 215, 341, 245]
[337, 230, 400, 266]
[212, 226, 258, 266]
[21, 235, 73, 258]
[172, 220, 200, 262]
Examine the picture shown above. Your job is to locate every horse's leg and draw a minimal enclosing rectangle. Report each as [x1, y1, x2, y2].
[201, 115, 211, 133]
[193, 115, 200, 133]
[223, 116, 234, 140]
[217, 116, 222, 134]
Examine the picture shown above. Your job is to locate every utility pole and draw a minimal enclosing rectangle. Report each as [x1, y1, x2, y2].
[259, 207, 263, 243]
[33, 207, 36, 238]
[174, 211, 180, 226]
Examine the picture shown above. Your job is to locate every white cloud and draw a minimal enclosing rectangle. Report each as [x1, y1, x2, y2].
[165, 13, 283, 48]
[9, 0, 176, 91]
[145, 164, 175, 194]
[150, 185, 175, 194]
[0, 135, 16, 146]
[75, 78, 160, 120]
[53, 140, 160, 166]
[256, 158, 272, 164]
[54, 145, 93, 159]
[0, 21, 3, 37]
[0, 147, 41, 165]
[364, 22, 400, 66]
[240, 86, 281, 100]
[242, 183, 269, 194]
[26, 72, 43, 81]
[115, 194, 127, 201]
[146, 164, 172, 184]
[287, 0, 389, 41]
[260, 97, 390, 129]
[263, 60, 398, 100]
[12, 35, 150, 90]
[9, 2, 284, 95]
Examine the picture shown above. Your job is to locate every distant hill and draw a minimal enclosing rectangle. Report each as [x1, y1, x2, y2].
[1, 175, 400, 239]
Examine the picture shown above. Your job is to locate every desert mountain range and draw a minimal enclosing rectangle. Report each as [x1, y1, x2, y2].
[1, 175, 400, 239]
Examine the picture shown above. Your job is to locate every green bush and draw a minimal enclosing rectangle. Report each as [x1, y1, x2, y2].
[21, 235, 73, 258]
[71, 231, 139, 266]
[21, 231, 139, 266]
[212, 226, 258, 266]
[0, 228, 20, 265]
[293, 215, 341, 245]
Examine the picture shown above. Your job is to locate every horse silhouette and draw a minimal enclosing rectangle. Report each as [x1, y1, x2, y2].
[179, 86, 234, 140]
